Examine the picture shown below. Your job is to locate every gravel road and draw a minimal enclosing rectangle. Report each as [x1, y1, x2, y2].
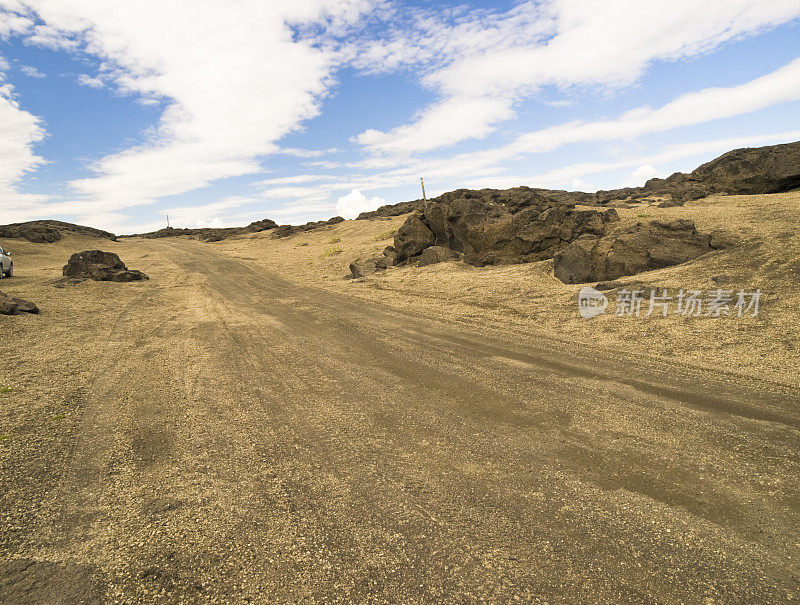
[1, 237, 798, 603]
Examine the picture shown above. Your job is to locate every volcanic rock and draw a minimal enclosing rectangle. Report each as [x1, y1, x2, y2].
[0, 290, 38, 315]
[553, 219, 719, 284]
[63, 250, 149, 282]
[416, 246, 461, 267]
[392, 188, 617, 266]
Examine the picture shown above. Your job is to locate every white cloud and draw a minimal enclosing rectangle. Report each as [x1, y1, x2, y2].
[197, 217, 224, 228]
[622, 164, 663, 188]
[20, 65, 45, 78]
[352, 0, 800, 155]
[336, 188, 385, 219]
[0, 80, 47, 199]
[457, 129, 800, 192]
[355, 96, 515, 155]
[346, 58, 800, 191]
[1, 0, 374, 216]
[76, 73, 104, 88]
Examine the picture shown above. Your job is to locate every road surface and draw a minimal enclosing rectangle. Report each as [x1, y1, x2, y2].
[2, 238, 798, 603]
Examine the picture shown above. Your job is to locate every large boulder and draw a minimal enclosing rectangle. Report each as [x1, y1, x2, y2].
[63, 250, 149, 282]
[553, 219, 719, 283]
[0, 290, 38, 315]
[392, 189, 618, 266]
[394, 212, 435, 262]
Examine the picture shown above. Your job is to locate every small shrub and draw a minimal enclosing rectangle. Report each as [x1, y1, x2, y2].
[637, 213, 650, 218]
[0, 386, 13, 394]
[321, 246, 343, 258]
[328, 236, 341, 244]
[373, 228, 397, 242]
[0, 435, 9, 441]
[52, 413, 65, 421]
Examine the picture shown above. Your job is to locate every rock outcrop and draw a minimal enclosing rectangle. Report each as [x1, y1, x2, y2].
[63, 250, 149, 282]
[271, 216, 345, 239]
[634, 141, 800, 205]
[356, 141, 800, 218]
[0, 290, 39, 315]
[129, 218, 279, 242]
[0, 220, 116, 243]
[392, 188, 619, 266]
[356, 200, 424, 220]
[553, 219, 720, 284]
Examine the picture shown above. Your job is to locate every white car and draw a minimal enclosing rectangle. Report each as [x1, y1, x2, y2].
[0, 245, 13, 278]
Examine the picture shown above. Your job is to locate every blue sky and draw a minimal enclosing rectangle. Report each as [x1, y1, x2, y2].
[0, 1, 799, 233]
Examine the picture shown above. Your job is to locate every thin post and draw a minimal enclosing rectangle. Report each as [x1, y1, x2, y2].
[420, 177, 427, 206]
[166, 214, 170, 228]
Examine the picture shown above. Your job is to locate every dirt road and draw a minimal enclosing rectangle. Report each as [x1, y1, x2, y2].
[2, 237, 798, 603]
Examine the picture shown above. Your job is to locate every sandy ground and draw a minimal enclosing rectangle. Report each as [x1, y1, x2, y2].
[0, 192, 798, 602]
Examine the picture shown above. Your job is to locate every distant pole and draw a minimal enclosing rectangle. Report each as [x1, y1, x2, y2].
[166, 214, 170, 228]
[420, 177, 427, 206]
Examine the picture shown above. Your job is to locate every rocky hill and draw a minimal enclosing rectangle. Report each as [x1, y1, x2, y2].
[126, 216, 345, 242]
[0, 220, 117, 243]
[358, 141, 800, 219]
[125, 218, 279, 242]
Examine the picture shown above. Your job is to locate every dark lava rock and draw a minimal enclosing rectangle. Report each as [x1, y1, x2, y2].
[416, 246, 462, 267]
[392, 188, 617, 266]
[553, 219, 719, 284]
[356, 200, 425, 220]
[0, 290, 38, 315]
[63, 250, 149, 282]
[394, 213, 435, 262]
[129, 218, 278, 242]
[640, 141, 800, 204]
[271, 216, 345, 239]
[349, 255, 390, 278]
[0, 220, 116, 243]
[382, 246, 397, 266]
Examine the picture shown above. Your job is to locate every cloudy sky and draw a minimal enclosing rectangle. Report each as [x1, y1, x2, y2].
[0, 1, 799, 233]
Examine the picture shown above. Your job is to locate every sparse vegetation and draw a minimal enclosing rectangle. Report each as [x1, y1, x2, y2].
[321, 246, 343, 258]
[373, 228, 397, 242]
[0, 435, 9, 441]
[328, 236, 341, 244]
[52, 413, 65, 421]
[637, 213, 650, 218]
[0, 385, 13, 394]
[296, 241, 309, 247]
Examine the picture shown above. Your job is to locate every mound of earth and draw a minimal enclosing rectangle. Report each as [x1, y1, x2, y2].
[0, 290, 38, 315]
[63, 250, 149, 282]
[553, 219, 722, 284]
[0, 220, 116, 243]
[391, 188, 619, 267]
